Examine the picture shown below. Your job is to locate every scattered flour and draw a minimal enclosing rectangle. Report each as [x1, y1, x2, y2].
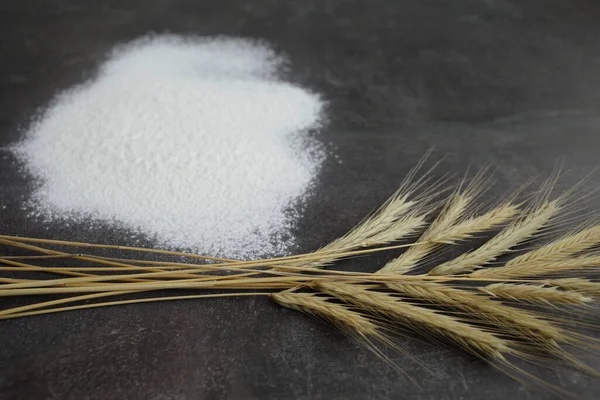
[14, 35, 325, 258]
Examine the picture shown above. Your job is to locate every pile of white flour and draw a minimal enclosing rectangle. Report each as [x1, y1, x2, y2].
[14, 35, 325, 258]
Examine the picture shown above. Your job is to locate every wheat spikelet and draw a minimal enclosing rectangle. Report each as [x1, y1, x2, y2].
[315, 281, 511, 358]
[470, 255, 600, 279]
[387, 282, 569, 345]
[502, 225, 600, 268]
[481, 283, 592, 305]
[430, 200, 559, 276]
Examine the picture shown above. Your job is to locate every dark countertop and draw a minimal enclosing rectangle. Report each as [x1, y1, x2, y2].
[2, 1, 600, 399]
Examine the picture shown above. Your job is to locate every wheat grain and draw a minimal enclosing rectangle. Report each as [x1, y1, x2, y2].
[279, 160, 445, 270]
[315, 281, 511, 358]
[430, 200, 559, 275]
[481, 283, 592, 305]
[3, 164, 600, 389]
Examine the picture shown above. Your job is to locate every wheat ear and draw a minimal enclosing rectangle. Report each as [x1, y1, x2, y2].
[500, 225, 600, 267]
[546, 278, 600, 295]
[315, 282, 511, 359]
[430, 200, 559, 276]
[480, 283, 592, 305]
[429, 202, 520, 245]
[470, 254, 600, 279]
[271, 291, 379, 336]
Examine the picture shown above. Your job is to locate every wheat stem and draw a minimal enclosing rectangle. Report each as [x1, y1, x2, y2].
[0, 235, 232, 262]
[0, 292, 269, 320]
[0, 237, 430, 274]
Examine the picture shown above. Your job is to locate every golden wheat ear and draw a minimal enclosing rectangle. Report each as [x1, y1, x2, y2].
[480, 283, 593, 305]
[470, 254, 600, 279]
[546, 278, 600, 296]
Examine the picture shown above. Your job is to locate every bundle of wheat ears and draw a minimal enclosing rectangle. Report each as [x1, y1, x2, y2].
[2, 159, 600, 394]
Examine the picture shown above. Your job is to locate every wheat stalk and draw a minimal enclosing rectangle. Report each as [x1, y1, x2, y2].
[0, 292, 268, 320]
[0, 235, 231, 262]
[0, 233, 433, 278]
[429, 200, 560, 275]
[480, 283, 592, 305]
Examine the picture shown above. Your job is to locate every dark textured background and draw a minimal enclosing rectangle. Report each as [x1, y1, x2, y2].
[2, 1, 600, 399]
